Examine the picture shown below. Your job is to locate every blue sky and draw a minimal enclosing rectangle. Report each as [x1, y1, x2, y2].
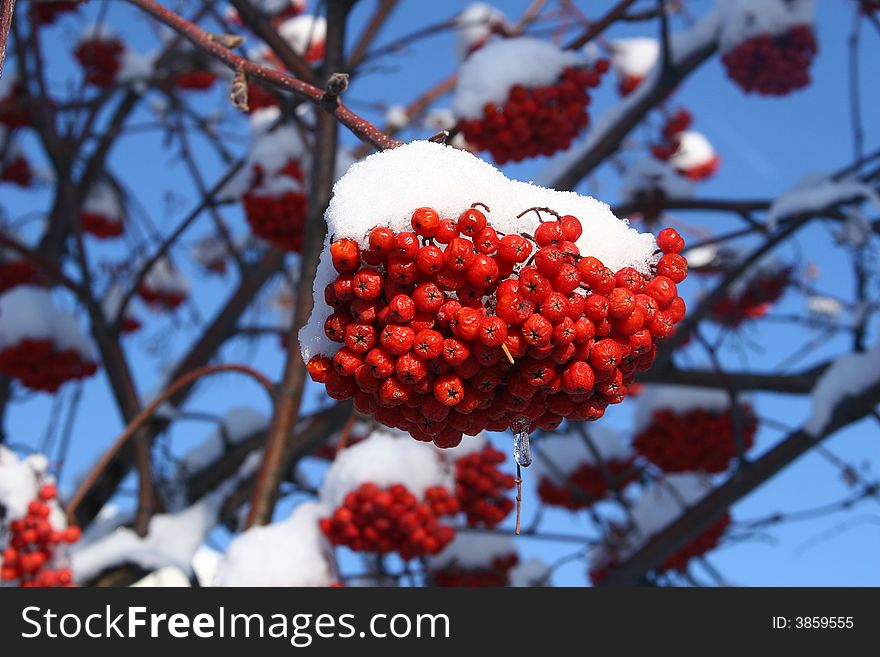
[3, 0, 879, 585]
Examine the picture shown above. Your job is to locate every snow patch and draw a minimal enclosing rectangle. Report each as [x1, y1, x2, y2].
[768, 173, 880, 228]
[806, 340, 880, 436]
[634, 385, 734, 431]
[426, 532, 515, 570]
[533, 426, 632, 481]
[0, 286, 96, 359]
[610, 38, 659, 78]
[718, 0, 815, 52]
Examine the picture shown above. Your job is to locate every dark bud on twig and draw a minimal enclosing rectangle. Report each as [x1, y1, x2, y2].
[322, 73, 350, 107]
[209, 33, 245, 49]
[230, 68, 249, 112]
[427, 130, 450, 144]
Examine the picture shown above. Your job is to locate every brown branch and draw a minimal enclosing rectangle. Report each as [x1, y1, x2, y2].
[348, 0, 399, 70]
[613, 197, 771, 217]
[125, 0, 402, 151]
[600, 379, 880, 586]
[0, 232, 85, 297]
[228, 0, 315, 83]
[639, 363, 830, 395]
[66, 363, 275, 525]
[0, 0, 15, 79]
[246, 0, 354, 528]
[563, 0, 639, 50]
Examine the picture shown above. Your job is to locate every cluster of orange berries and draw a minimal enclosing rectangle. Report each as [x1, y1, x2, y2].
[307, 206, 688, 449]
[242, 161, 307, 252]
[722, 25, 818, 96]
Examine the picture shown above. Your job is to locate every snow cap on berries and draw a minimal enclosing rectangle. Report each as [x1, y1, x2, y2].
[610, 38, 659, 79]
[630, 473, 714, 539]
[0, 286, 97, 360]
[319, 430, 452, 508]
[532, 426, 632, 482]
[718, 0, 815, 52]
[452, 37, 583, 119]
[619, 158, 695, 204]
[214, 501, 337, 586]
[301, 141, 660, 360]
[634, 385, 739, 431]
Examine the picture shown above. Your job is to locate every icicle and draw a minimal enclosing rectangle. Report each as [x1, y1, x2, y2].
[511, 416, 532, 467]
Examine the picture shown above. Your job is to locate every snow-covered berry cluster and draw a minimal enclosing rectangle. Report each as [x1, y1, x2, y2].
[74, 34, 126, 88]
[433, 552, 518, 587]
[611, 37, 659, 96]
[319, 482, 458, 560]
[0, 287, 98, 392]
[535, 428, 637, 510]
[308, 207, 687, 448]
[452, 38, 607, 164]
[651, 109, 720, 182]
[453, 444, 515, 528]
[242, 160, 307, 252]
[722, 24, 817, 96]
[1, 484, 79, 587]
[80, 182, 125, 239]
[456, 63, 607, 164]
[137, 259, 190, 311]
[710, 265, 791, 326]
[634, 406, 757, 473]
[0, 256, 39, 294]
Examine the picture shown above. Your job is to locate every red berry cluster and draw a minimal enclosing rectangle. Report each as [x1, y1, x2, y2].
[242, 161, 307, 252]
[0, 259, 40, 294]
[538, 457, 638, 510]
[244, 82, 281, 114]
[307, 208, 688, 449]
[74, 37, 125, 88]
[80, 211, 123, 239]
[658, 512, 731, 572]
[0, 82, 31, 130]
[1, 484, 79, 587]
[454, 445, 515, 528]
[136, 286, 187, 311]
[30, 1, 78, 26]
[0, 338, 98, 392]
[319, 482, 458, 560]
[589, 512, 731, 583]
[710, 267, 791, 327]
[173, 70, 218, 91]
[722, 25, 818, 96]
[634, 406, 757, 473]
[432, 553, 519, 587]
[456, 63, 609, 164]
[617, 73, 644, 97]
[1, 155, 33, 188]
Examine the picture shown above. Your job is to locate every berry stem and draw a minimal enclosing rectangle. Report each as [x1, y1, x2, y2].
[515, 463, 523, 536]
[516, 206, 561, 222]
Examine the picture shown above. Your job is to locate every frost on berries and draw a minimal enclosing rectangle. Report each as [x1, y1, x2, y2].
[302, 142, 689, 449]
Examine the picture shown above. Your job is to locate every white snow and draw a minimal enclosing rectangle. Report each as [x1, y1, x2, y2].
[681, 244, 718, 268]
[619, 158, 695, 204]
[142, 258, 190, 296]
[768, 173, 880, 228]
[180, 406, 268, 473]
[0, 286, 97, 359]
[301, 141, 659, 360]
[278, 15, 326, 55]
[426, 532, 516, 570]
[806, 295, 843, 318]
[667, 130, 717, 172]
[117, 50, 157, 87]
[610, 37, 659, 78]
[835, 208, 873, 247]
[533, 426, 632, 481]
[72, 470, 246, 582]
[131, 566, 192, 587]
[82, 181, 124, 222]
[455, 3, 509, 60]
[509, 558, 550, 586]
[630, 473, 714, 539]
[717, 0, 815, 53]
[385, 105, 408, 130]
[0, 446, 43, 520]
[452, 37, 582, 119]
[213, 501, 337, 587]
[634, 385, 734, 431]
[191, 545, 223, 586]
[101, 284, 137, 325]
[191, 234, 230, 270]
[806, 340, 880, 436]
[319, 430, 452, 509]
